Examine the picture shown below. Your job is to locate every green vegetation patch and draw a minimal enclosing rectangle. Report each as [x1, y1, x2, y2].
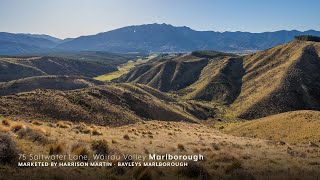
[95, 54, 157, 81]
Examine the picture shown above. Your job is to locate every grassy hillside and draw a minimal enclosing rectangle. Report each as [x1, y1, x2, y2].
[118, 41, 320, 120]
[0, 83, 211, 126]
[224, 110, 320, 144]
[116, 53, 231, 91]
[231, 40, 320, 119]
[181, 57, 244, 104]
[0, 76, 105, 96]
[0, 56, 116, 82]
[1, 118, 319, 179]
[0, 52, 143, 83]
[95, 54, 157, 81]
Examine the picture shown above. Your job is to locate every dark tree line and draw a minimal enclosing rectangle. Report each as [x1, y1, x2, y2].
[294, 35, 320, 42]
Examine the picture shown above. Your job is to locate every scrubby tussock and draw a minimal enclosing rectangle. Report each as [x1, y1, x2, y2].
[0, 83, 204, 126]
[1, 119, 320, 179]
[0, 76, 105, 96]
[0, 132, 21, 165]
[232, 41, 320, 119]
[0, 56, 116, 82]
[224, 110, 320, 144]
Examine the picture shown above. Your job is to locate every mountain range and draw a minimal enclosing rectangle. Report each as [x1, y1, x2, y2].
[1, 23, 320, 55]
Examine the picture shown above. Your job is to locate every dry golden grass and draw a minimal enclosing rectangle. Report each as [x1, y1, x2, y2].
[225, 110, 320, 144]
[49, 143, 65, 155]
[56, 121, 72, 128]
[10, 122, 27, 132]
[0, 119, 319, 179]
[81, 127, 92, 134]
[91, 140, 109, 155]
[91, 129, 102, 136]
[231, 41, 320, 119]
[0, 125, 10, 133]
[31, 120, 43, 126]
[31, 126, 49, 136]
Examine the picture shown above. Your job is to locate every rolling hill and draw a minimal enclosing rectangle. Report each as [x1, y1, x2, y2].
[118, 40, 320, 119]
[232, 40, 320, 119]
[0, 76, 105, 96]
[0, 83, 213, 126]
[0, 56, 120, 82]
[225, 110, 320, 143]
[118, 53, 208, 91]
[116, 51, 236, 92]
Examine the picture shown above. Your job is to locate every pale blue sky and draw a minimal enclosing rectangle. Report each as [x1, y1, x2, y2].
[0, 0, 319, 38]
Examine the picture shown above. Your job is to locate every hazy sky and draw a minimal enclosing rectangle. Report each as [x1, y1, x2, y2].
[1, 0, 319, 39]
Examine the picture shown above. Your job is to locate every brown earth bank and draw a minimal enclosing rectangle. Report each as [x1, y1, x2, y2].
[0, 119, 319, 180]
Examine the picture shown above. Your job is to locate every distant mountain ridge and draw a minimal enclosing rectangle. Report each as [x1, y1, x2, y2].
[21, 33, 62, 43]
[1, 24, 320, 55]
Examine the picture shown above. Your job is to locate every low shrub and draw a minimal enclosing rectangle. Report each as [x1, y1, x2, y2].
[91, 140, 109, 155]
[73, 146, 90, 162]
[133, 166, 163, 180]
[179, 161, 210, 179]
[177, 144, 186, 152]
[49, 143, 65, 155]
[123, 134, 130, 140]
[92, 129, 102, 136]
[1, 119, 11, 126]
[16, 127, 50, 144]
[0, 133, 21, 165]
[11, 123, 26, 132]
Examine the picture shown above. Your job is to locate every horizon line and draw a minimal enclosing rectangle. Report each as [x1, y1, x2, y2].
[1, 23, 319, 40]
